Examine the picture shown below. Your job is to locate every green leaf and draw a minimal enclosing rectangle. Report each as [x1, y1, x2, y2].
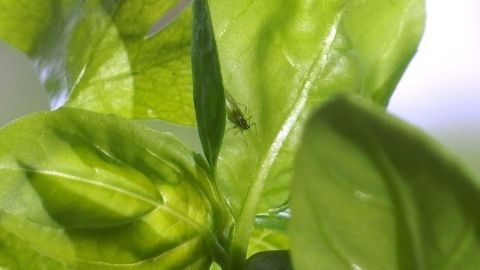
[247, 228, 289, 258]
[192, 0, 226, 169]
[290, 95, 480, 270]
[209, 0, 425, 264]
[254, 208, 289, 232]
[0, 229, 66, 270]
[342, 1, 426, 104]
[0, 108, 217, 269]
[0, 0, 195, 124]
[247, 208, 290, 259]
[0, 1, 51, 53]
[244, 250, 292, 270]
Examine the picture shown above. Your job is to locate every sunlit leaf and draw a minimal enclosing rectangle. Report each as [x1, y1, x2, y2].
[209, 0, 425, 264]
[0, 108, 216, 269]
[0, 0, 195, 124]
[247, 228, 289, 258]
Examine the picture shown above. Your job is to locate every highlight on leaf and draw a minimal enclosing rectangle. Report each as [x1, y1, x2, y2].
[146, 0, 194, 39]
[0, 107, 217, 269]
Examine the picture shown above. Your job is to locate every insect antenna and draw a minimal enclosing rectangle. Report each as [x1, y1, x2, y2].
[246, 115, 257, 136]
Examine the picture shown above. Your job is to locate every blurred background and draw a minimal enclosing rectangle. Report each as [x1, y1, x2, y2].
[388, 0, 480, 177]
[1, 0, 479, 177]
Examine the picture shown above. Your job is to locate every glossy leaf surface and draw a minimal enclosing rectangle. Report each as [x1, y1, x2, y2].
[0, 0, 195, 124]
[208, 0, 425, 264]
[0, 108, 215, 269]
[192, 0, 226, 169]
[291, 96, 480, 270]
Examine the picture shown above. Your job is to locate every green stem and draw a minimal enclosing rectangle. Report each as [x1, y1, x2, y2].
[227, 168, 271, 269]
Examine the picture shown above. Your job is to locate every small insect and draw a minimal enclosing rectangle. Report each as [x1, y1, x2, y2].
[225, 91, 255, 133]
[145, 0, 194, 39]
[146, 2, 257, 134]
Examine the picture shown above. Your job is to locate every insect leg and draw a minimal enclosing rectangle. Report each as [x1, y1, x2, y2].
[250, 122, 257, 136]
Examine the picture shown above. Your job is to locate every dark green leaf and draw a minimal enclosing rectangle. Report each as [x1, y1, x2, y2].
[244, 250, 292, 270]
[0, 108, 217, 269]
[291, 95, 480, 270]
[192, 0, 226, 169]
[254, 204, 290, 232]
[0, 0, 195, 123]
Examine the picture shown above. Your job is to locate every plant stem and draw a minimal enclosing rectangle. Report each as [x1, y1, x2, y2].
[226, 172, 270, 269]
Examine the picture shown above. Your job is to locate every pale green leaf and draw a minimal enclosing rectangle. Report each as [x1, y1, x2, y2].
[247, 207, 290, 256]
[247, 229, 289, 258]
[209, 0, 425, 264]
[291, 96, 480, 270]
[0, 108, 217, 269]
[0, 0, 194, 124]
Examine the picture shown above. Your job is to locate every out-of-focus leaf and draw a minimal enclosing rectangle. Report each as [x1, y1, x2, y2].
[192, 0, 225, 169]
[0, 108, 217, 269]
[0, 0, 195, 124]
[0, 1, 51, 53]
[291, 96, 480, 270]
[208, 0, 425, 264]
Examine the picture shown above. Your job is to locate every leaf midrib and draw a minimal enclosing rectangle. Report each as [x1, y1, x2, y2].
[69, 3, 126, 102]
[364, 129, 426, 270]
[229, 9, 345, 266]
[0, 167, 206, 234]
